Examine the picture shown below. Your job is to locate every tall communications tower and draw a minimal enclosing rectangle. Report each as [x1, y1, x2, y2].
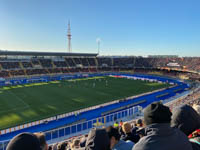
[67, 20, 72, 52]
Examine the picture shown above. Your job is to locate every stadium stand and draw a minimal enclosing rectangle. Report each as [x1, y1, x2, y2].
[87, 58, 96, 66]
[53, 61, 68, 68]
[80, 58, 89, 66]
[22, 61, 33, 68]
[65, 58, 76, 67]
[0, 51, 199, 80]
[0, 61, 20, 70]
[97, 57, 112, 67]
[0, 70, 10, 78]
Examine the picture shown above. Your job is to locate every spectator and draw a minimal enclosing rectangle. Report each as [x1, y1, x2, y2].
[171, 104, 200, 150]
[52, 143, 58, 150]
[136, 119, 143, 128]
[119, 120, 123, 127]
[48, 146, 52, 150]
[57, 141, 67, 150]
[188, 129, 200, 145]
[136, 127, 145, 139]
[171, 104, 200, 136]
[106, 126, 134, 150]
[34, 132, 48, 150]
[113, 121, 119, 128]
[121, 122, 140, 143]
[133, 102, 192, 150]
[70, 139, 80, 150]
[85, 128, 110, 150]
[6, 132, 42, 150]
[79, 135, 88, 148]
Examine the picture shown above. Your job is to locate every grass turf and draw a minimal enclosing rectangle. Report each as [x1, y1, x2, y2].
[0, 76, 169, 129]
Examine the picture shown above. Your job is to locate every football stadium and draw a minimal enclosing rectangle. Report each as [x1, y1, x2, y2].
[0, 51, 199, 149]
[1, 1, 200, 150]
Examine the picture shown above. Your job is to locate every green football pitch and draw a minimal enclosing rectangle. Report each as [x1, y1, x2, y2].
[0, 76, 169, 129]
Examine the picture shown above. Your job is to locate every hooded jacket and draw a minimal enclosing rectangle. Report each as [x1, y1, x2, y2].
[121, 132, 140, 144]
[171, 104, 200, 150]
[171, 104, 200, 136]
[132, 123, 192, 150]
[85, 128, 110, 150]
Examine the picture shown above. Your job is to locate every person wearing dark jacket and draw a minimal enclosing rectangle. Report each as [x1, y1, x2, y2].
[120, 122, 140, 143]
[133, 102, 193, 150]
[171, 104, 200, 136]
[84, 128, 110, 150]
[171, 104, 200, 150]
[106, 126, 134, 150]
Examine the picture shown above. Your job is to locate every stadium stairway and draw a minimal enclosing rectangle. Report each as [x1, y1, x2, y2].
[19, 62, 24, 69]
[51, 61, 56, 68]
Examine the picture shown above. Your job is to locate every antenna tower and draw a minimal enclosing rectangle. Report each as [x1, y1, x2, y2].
[67, 20, 72, 52]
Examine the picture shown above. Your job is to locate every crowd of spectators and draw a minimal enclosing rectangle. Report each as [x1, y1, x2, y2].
[65, 58, 76, 67]
[0, 57, 199, 72]
[32, 59, 40, 65]
[6, 96, 200, 150]
[98, 57, 112, 67]
[22, 62, 33, 68]
[26, 69, 49, 75]
[54, 61, 68, 68]
[0, 62, 20, 69]
[88, 58, 96, 66]
[0, 57, 200, 78]
[39, 59, 53, 68]
[48, 68, 62, 74]
[0, 70, 10, 78]
[9, 70, 25, 76]
[73, 58, 82, 65]
[80, 58, 89, 66]
[167, 87, 200, 111]
[89, 68, 98, 72]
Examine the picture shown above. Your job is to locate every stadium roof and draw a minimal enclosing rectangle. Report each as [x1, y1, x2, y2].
[0, 50, 98, 57]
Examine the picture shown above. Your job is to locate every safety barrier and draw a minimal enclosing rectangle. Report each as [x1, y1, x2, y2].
[44, 106, 142, 142]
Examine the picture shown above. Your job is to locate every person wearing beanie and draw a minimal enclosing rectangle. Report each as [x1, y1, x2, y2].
[6, 132, 42, 150]
[143, 101, 172, 125]
[133, 102, 193, 150]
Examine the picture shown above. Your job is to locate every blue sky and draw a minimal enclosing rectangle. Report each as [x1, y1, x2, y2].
[0, 0, 200, 56]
